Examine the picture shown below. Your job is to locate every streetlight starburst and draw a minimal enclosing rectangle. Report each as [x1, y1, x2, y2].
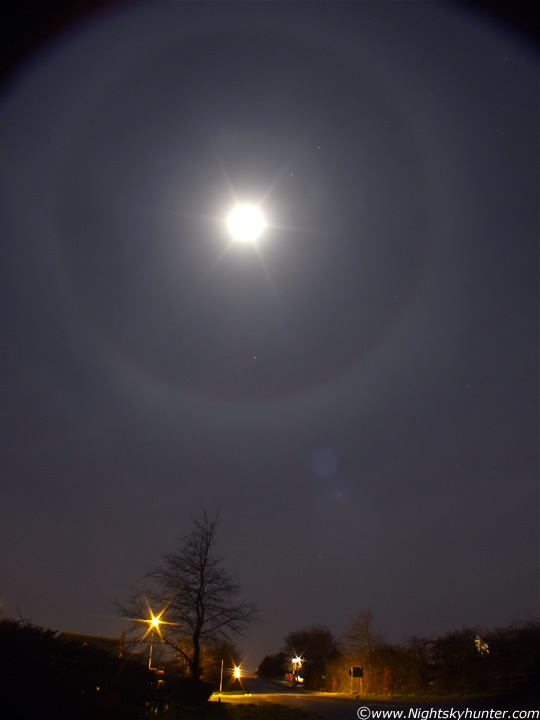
[131, 601, 172, 642]
[129, 600, 176, 670]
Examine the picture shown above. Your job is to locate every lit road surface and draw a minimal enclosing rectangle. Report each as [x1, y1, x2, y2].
[212, 678, 537, 719]
[214, 677, 403, 720]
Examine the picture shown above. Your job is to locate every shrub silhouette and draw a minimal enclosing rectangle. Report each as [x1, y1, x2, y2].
[0, 619, 153, 719]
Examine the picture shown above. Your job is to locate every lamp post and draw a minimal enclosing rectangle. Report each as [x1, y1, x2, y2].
[148, 615, 161, 670]
[129, 602, 170, 670]
[292, 656, 302, 684]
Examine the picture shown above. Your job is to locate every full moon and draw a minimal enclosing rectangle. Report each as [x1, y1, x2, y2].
[227, 205, 265, 243]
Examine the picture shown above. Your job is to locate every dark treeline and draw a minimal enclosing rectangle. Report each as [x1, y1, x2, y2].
[258, 615, 540, 701]
[0, 618, 151, 719]
[0, 618, 212, 719]
[3, 613, 539, 717]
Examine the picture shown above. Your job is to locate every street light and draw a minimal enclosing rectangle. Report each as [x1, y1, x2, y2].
[217, 660, 244, 692]
[130, 603, 168, 670]
[147, 613, 162, 669]
[292, 656, 303, 684]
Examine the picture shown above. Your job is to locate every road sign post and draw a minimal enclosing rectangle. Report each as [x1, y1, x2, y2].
[349, 666, 363, 694]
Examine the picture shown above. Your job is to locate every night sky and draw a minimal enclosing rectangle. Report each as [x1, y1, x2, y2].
[1, 1, 538, 668]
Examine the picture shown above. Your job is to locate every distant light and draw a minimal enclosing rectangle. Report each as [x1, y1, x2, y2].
[151, 617, 160, 627]
[227, 205, 265, 243]
[234, 666, 241, 679]
[474, 634, 489, 655]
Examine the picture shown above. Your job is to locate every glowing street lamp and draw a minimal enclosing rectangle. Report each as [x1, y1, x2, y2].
[148, 618, 161, 669]
[218, 661, 243, 691]
[292, 656, 303, 683]
[131, 603, 169, 670]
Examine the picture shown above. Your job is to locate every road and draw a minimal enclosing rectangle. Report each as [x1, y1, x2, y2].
[213, 677, 415, 720]
[213, 677, 540, 719]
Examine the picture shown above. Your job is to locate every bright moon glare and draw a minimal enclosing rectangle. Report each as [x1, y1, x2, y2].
[227, 205, 265, 243]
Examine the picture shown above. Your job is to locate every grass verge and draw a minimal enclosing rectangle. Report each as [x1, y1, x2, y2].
[162, 699, 322, 720]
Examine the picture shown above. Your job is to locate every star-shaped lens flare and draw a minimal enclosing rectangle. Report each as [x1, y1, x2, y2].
[131, 601, 173, 641]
